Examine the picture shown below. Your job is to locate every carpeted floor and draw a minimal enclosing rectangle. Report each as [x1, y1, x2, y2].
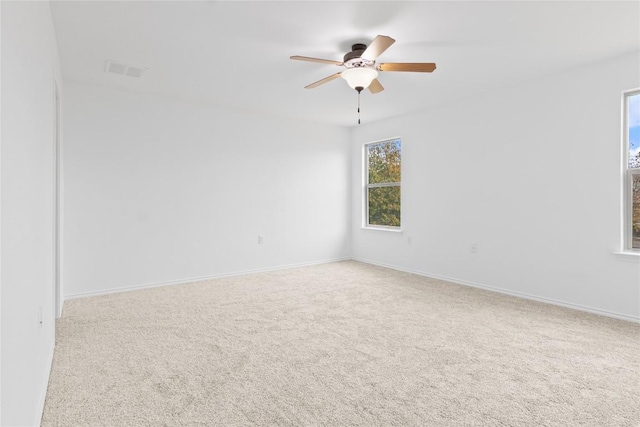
[42, 261, 639, 426]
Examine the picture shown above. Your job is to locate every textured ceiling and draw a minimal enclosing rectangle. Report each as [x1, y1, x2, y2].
[50, 1, 640, 127]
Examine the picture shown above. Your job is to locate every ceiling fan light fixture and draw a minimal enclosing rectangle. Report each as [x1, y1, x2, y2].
[341, 67, 378, 91]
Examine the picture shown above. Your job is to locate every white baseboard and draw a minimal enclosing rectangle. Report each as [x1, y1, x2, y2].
[63, 256, 639, 323]
[34, 341, 55, 427]
[64, 257, 352, 301]
[352, 257, 640, 323]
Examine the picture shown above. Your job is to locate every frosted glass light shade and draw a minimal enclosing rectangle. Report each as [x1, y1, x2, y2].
[341, 67, 378, 90]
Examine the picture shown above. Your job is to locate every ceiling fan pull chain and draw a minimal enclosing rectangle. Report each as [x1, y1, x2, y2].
[357, 90, 361, 125]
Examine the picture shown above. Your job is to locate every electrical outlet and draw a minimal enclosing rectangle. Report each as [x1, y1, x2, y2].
[407, 236, 413, 245]
[470, 243, 478, 253]
[258, 235, 264, 245]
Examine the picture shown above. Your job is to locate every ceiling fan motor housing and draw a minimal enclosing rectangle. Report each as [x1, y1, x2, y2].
[343, 43, 374, 68]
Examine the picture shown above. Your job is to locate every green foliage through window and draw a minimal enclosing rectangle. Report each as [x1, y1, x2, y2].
[626, 91, 639, 250]
[366, 139, 401, 227]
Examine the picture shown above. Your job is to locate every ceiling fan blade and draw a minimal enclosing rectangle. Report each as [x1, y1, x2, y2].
[377, 63, 437, 72]
[290, 55, 343, 66]
[304, 72, 343, 89]
[368, 78, 384, 94]
[361, 35, 396, 61]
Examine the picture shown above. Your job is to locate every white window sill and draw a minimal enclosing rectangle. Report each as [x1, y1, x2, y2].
[613, 251, 640, 262]
[361, 226, 403, 233]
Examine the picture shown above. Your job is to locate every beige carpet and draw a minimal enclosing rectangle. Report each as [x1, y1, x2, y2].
[42, 261, 639, 426]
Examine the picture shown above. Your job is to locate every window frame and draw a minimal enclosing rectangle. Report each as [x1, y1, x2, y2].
[364, 137, 402, 230]
[623, 89, 640, 252]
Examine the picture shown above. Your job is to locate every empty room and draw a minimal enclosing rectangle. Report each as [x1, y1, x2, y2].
[1, 1, 639, 426]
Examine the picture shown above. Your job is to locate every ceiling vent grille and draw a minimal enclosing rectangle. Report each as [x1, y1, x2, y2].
[104, 60, 147, 78]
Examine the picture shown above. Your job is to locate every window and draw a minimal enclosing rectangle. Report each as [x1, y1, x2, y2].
[624, 90, 640, 250]
[365, 138, 401, 228]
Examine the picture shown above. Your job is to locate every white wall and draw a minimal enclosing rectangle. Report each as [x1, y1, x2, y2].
[1, 1, 62, 425]
[351, 52, 640, 321]
[63, 82, 351, 297]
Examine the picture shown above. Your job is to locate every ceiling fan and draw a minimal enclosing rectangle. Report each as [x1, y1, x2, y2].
[290, 35, 437, 94]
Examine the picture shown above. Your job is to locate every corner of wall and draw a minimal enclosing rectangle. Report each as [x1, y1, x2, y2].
[1, 1, 63, 424]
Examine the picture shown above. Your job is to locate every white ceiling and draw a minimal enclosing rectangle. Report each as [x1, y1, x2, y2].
[50, 1, 640, 127]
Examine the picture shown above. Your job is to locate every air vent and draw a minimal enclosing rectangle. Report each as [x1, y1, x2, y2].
[104, 60, 148, 78]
